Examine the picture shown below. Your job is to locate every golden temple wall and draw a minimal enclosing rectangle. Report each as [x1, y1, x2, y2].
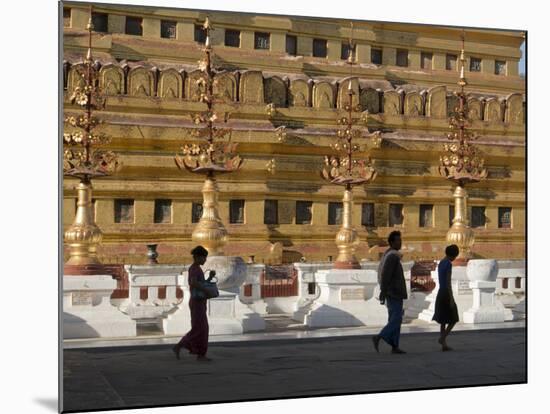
[62, 2, 525, 264]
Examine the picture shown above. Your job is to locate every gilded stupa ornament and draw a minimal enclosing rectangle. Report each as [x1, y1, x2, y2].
[439, 32, 487, 264]
[63, 6, 120, 271]
[321, 23, 379, 269]
[175, 18, 243, 255]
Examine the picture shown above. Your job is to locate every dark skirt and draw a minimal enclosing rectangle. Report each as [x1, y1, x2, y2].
[178, 298, 209, 356]
[432, 289, 459, 324]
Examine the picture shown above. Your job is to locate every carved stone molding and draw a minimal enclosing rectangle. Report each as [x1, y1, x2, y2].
[62, 59, 523, 127]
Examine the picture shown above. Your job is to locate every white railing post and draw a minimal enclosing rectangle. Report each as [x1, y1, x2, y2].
[240, 264, 267, 314]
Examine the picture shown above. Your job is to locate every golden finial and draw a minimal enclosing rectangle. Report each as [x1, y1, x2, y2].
[458, 30, 467, 88]
[86, 5, 94, 31]
[347, 22, 354, 95]
[347, 22, 354, 65]
[203, 17, 212, 49]
[85, 5, 94, 62]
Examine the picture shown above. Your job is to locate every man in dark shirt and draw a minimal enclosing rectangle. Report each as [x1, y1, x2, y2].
[372, 230, 408, 354]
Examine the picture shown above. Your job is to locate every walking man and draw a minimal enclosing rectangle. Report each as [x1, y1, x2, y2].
[372, 230, 408, 354]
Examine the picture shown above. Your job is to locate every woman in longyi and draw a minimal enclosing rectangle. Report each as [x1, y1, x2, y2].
[172, 245, 216, 362]
[432, 244, 460, 351]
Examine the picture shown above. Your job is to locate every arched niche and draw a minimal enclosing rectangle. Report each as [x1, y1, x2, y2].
[127, 66, 155, 97]
[158, 68, 183, 99]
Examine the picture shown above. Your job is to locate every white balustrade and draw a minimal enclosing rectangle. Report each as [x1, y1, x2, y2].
[164, 266, 265, 335]
[123, 265, 187, 321]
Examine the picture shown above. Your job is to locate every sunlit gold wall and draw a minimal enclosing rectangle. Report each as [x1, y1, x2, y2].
[62, 2, 525, 264]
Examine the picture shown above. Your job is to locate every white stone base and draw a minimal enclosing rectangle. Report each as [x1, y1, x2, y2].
[244, 300, 269, 315]
[463, 306, 507, 324]
[463, 280, 507, 324]
[63, 275, 136, 339]
[302, 269, 383, 328]
[405, 291, 431, 320]
[163, 285, 265, 335]
[291, 262, 331, 322]
[264, 297, 299, 314]
[163, 298, 191, 335]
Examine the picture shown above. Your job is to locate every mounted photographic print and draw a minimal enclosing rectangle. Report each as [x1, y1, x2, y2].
[60, 0, 526, 412]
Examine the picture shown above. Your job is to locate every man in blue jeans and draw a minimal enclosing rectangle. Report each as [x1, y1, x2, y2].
[372, 230, 407, 354]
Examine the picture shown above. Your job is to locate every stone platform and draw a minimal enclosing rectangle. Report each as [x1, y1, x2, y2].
[63, 325, 526, 412]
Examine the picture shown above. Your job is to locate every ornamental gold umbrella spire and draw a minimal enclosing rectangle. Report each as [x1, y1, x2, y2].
[439, 31, 487, 264]
[63, 5, 120, 271]
[175, 17, 243, 256]
[321, 22, 380, 269]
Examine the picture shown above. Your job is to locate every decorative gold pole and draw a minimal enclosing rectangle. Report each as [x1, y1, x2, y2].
[334, 185, 361, 267]
[446, 185, 475, 262]
[439, 32, 487, 265]
[175, 18, 242, 256]
[63, 6, 120, 273]
[192, 175, 228, 255]
[321, 23, 378, 269]
[64, 180, 103, 266]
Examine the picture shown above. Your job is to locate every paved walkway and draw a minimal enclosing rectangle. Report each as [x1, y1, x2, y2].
[63, 327, 526, 412]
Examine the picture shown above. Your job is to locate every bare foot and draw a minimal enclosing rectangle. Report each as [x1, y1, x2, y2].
[172, 345, 181, 360]
[197, 355, 212, 362]
[372, 335, 380, 353]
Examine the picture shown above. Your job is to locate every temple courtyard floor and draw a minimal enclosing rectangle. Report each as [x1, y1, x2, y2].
[63, 320, 526, 412]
